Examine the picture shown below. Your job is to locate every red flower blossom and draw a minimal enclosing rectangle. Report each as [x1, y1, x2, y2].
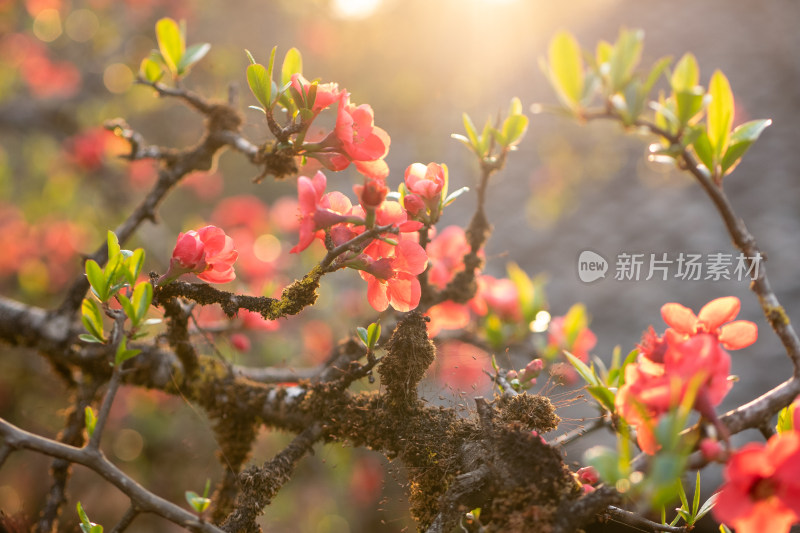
[714, 431, 800, 533]
[661, 296, 757, 350]
[325, 92, 390, 179]
[616, 334, 732, 454]
[358, 238, 427, 312]
[163, 225, 238, 284]
[471, 275, 522, 323]
[290, 171, 359, 253]
[404, 162, 445, 213]
[426, 226, 470, 289]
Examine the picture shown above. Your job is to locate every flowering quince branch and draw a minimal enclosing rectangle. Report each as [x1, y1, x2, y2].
[4, 18, 799, 533]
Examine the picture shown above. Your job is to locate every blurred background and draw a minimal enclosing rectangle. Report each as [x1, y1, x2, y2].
[1, 0, 799, 531]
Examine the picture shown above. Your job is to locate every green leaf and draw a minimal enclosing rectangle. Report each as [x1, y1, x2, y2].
[696, 493, 717, 522]
[508, 96, 523, 116]
[185, 490, 211, 513]
[564, 351, 599, 387]
[501, 114, 529, 147]
[245, 49, 256, 65]
[78, 333, 103, 343]
[85, 260, 106, 301]
[281, 47, 303, 87]
[691, 128, 714, 173]
[671, 53, 699, 93]
[506, 262, 536, 323]
[155, 17, 184, 76]
[777, 401, 796, 433]
[356, 327, 369, 346]
[115, 337, 141, 366]
[117, 293, 135, 323]
[247, 63, 271, 109]
[81, 298, 105, 342]
[643, 56, 672, 96]
[707, 70, 734, 160]
[720, 525, 733, 533]
[132, 281, 153, 326]
[462, 113, 479, 151]
[366, 321, 381, 349]
[178, 42, 210, 75]
[721, 118, 771, 175]
[674, 88, 705, 128]
[125, 248, 145, 285]
[608, 28, 643, 93]
[478, 117, 492, 157]
[587, 385, 616, 413]
[595, 40, 613, 68]
[692, 470, 701, 518]
[84, 406, 97, 438]
[106, 231, 120, 263]
[547, 31, 585, 109]
[77, 502, 103, 533]
[139, 57, 163, 83]
[677, 478, 690, 512]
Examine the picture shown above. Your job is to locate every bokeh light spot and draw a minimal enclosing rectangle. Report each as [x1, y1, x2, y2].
[529, 310, 551, 333]
[65, 9, 99, 42]
[113, 428, 144, 462]
[253, 234, 282, 263]
[32, 9, 62, 42]
[103, 63, 133, 94]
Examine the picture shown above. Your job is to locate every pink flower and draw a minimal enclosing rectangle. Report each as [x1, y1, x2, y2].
[359, 239, 428, 312]
[615, 333, 732, 455]
[404, 162, 445, 203]
[426, 301, 471, 337]
[164, 225, 238, 284]
[714, 431, 800, 533]
[661, 296, 758, 350]
[545, 315, 597, 362]
[473, 275, 522, 323]
[426, 226, 470, 289]
[290, 171, 358, 253]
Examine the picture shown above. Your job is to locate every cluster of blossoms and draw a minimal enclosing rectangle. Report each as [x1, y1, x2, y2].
[289, 74, 390, 180]
[616, 296, 757, 454]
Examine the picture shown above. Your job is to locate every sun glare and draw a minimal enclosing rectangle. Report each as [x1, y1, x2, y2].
[331, 0, 383, 20]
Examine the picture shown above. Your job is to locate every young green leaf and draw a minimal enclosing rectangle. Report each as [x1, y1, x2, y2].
[707, 70, 734, 160]
[670, 53, 699, 93]
[721, 118, 771, 175]
[139, 57, 163, 83]
[155, 17, 184, 76]
[185, 490, 211, 513]
[178, 42, 210, 75]
[501, 114, 529, 147]
[692, 471, 701, 518]
[462, 112, 479, 151]
[84, 406, 97, 438]
[547, 31, 585, 109]
[247, 63, 271, 109]
[356, 327, 369, 347]
[281, 47, 303, 87]
[132, 281, 153, 326]
[77, 501, 103, 533]
[125, 248, 145, 285]
[608, 28, 643, 93]
[81, 298, 105, 342]
[78, 333, 104, 343]
[115, 337, 141, 366]
[564, 351, 599, 387]
[366, 321, 381, 349]
[85, 259, 107, 301]
[777, 401, 796, 433]
[443, 186, 470, 208]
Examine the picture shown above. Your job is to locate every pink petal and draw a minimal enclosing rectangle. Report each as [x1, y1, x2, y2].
[698, 296, 741, 331]
[719, 320, 758, 350]
[661, 303, 698, 335]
